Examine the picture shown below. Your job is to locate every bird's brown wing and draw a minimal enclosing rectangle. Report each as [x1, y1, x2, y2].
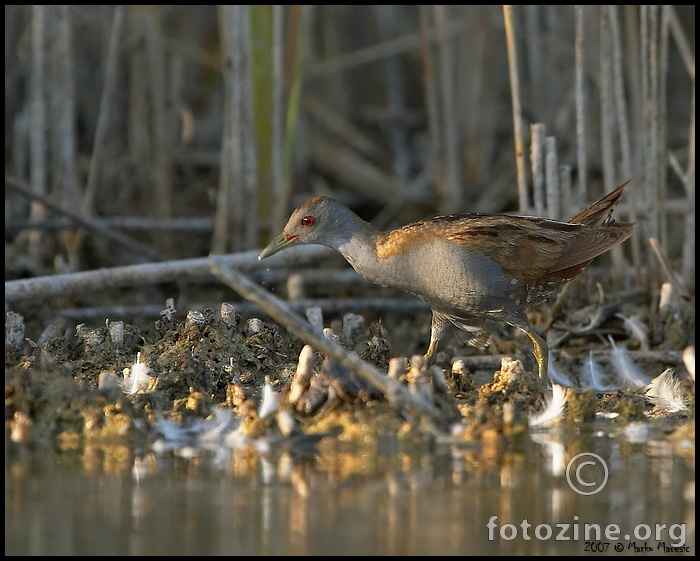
[441, 216, 633, 286]
[442, 216, 581, 284]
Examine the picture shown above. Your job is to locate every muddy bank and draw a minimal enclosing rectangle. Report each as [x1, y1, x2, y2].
[5, 277, 695, 458]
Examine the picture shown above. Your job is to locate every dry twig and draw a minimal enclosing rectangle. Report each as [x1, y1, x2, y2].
[209, 256, 446, 423]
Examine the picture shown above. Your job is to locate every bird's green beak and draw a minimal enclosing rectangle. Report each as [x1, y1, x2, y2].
[258, 233, 298, 260]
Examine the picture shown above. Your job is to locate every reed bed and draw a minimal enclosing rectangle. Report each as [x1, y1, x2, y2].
[5, 5, 695, 305]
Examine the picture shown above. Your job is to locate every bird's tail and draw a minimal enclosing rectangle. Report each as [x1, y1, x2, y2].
[568, 179, 632, 227]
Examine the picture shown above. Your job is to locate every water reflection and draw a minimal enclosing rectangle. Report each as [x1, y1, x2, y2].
[5, 422, 694, 555]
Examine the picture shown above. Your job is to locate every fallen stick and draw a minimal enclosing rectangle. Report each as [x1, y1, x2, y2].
[4, 246, 338, 303]
[209, 256, 447, 423]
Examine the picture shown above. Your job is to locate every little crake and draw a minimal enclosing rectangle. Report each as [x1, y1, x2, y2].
[259, 183, 635, 380]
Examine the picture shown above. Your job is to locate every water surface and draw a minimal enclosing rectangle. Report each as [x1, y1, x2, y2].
[5, 420, 694, 556]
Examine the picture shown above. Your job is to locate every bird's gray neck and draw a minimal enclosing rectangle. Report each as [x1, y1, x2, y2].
[335, 226, 389, 287]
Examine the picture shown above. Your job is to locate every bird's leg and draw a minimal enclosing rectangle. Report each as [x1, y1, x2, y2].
[424, 312, 448, 362]
[525, 329, 549, 380]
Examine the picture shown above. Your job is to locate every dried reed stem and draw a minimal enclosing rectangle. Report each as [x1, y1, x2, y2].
[545, 136, 560, 220]
[144, 7, 172, 222]
[83, 6, 124, 216]
[503, 5, 530, 213]
[419, 5, 442, 206]
[530, 123, 546, 216]
[434, 5, 460, 212]
[608, 5, 642, 269]
[376, 6, 411, 187]
[29, 5, 47, 255]
[574, 6, 588, 207]
[681, 79, 695, 291]
[559, 164, 573, 219]
[271, 4, 284, 233]
[599, 7, 616, 194]
[664, 6, 695, 80]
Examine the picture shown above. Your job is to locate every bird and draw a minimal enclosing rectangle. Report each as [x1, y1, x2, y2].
[258, 182, 635, 380]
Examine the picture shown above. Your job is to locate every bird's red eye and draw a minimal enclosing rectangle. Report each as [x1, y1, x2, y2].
[301, 215, 315, 227]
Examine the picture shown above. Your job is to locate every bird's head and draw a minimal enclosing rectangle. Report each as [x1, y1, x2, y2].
[258, 196, 363, 260]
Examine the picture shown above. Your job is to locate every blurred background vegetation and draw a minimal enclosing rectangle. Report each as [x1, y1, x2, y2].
[4, 5, 695, 296]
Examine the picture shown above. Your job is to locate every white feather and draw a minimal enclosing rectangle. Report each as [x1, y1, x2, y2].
[529, 384, 567, 427]
[579, 351, 616, 391]
[122, 352, 152, 394]
[152, 412, 187, 444]
[644, 368, 690, 413]
[616, 313, 649, 350]
[547, 359, 574, 387]
[608, 336, 647, 390]
[196, 408, 236, 442]
[258, 376, 282, 419]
